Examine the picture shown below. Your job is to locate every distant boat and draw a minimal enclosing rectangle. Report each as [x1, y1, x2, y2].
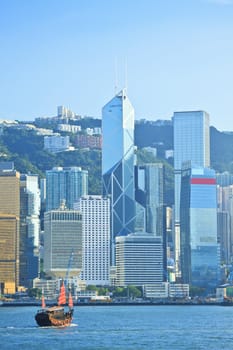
[35, 282, 74, 327]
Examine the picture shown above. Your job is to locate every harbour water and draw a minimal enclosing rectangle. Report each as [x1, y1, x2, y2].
[1, 305, 233, 350]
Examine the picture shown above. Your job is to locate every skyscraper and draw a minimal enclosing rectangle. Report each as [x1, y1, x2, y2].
[217, 185, 233, 264]
[173, 111, 210, 275]
[135, 163, 164, 236]
[78, 196, 110, 286]
[46, 166, 88, 211]
[180, 166, 220, 288]
[20, 174, 41, 287]
[116, 233, 163, 286]
[135, 163, 167, 279]
[0, 162, 20, 294]
[102, 89, 135, 264]
[44, 205, 82, 278]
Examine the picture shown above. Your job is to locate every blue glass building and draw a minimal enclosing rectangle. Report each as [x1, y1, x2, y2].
[135, 163, 164, 236]
[102, 89, 135, 264]
[173, 111, 210, 275]
[135, 163, 167, 280]
[46, 166, 88, 211]
[180, 166, 220, 288]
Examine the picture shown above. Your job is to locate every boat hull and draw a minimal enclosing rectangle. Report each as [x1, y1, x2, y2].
[35, 308, 73, 327]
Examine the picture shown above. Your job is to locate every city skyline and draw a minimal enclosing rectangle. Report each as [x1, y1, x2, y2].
[1, 0, 233, 131]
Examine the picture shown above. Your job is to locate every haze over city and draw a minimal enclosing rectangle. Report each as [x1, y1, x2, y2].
[1, 0, 233, 130]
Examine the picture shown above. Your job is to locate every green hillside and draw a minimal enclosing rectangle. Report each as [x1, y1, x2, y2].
[0, 127, 101, 195]
[1, 120, 233, 205]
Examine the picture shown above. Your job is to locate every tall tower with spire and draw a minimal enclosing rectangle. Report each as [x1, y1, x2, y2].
[102, 89, 135, 264]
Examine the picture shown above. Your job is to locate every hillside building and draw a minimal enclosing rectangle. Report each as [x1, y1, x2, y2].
[44, 135, 70, 153]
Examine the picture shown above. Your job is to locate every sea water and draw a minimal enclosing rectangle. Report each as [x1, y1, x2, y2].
[0, 305, 233, 350]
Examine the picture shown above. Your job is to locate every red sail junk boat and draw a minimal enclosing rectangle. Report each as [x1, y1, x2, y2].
[35, 282, 74, 327]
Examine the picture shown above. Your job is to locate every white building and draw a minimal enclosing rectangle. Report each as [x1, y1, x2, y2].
[33, 278, 59, 299]
[77, 196, 110, 286]
[116, 233, 163, 286]
[44, 206, 82, 278]
[57, 105, 75, 119]
[57, 124, 81, 133]
[143, 283, 189, 299]
[44, 135, 70, 153]
[165, 149, 174, 159]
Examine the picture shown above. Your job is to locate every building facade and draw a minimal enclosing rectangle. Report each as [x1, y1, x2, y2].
[0, 163, 20, 294]
[217, 184, 233, 264]
[102, 89, 135, 264]
[173, 111, 210, 275]
[115, 233, 163, 286]
[19, 174, 41, 287]
[44, 135, 70, 153]
[46, 166, 88, 211]
[44, 207, 82, 278]
[180, 166, 220, 288]
[135, 163, 164, 236]
[75, 134, 102, 149]
[78, 196, 110, 286]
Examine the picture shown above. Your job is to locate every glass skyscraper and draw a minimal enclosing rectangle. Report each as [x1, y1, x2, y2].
[135, 163, 164, 236]
[46, 166, 88, 211]
[102, 89, 135, 264]
[173, 111, 210, 274]
[20, 174, 41, 288]
[180, 166, 220, 288]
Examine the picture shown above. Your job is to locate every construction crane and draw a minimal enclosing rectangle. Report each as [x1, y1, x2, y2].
[64, 250, 74, 290]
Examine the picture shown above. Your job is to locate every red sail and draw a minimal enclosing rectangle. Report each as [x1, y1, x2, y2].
[68, 292, 73, 308]
[41, 295, 46, 308]
[58, 282, 66, 305]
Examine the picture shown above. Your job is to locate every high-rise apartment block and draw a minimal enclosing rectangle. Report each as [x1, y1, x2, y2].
[0, 162, 20, 294]
[44, 135, 70, 153]
[75, 134, 102, 149]
[57, 105, 75, 119]
[78, 196, 110, 286]
[46, 166, 88, 211]
[102, 89, 135, 264]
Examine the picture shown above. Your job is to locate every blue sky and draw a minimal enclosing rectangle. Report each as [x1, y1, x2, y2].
[1, 0, 233, 130]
